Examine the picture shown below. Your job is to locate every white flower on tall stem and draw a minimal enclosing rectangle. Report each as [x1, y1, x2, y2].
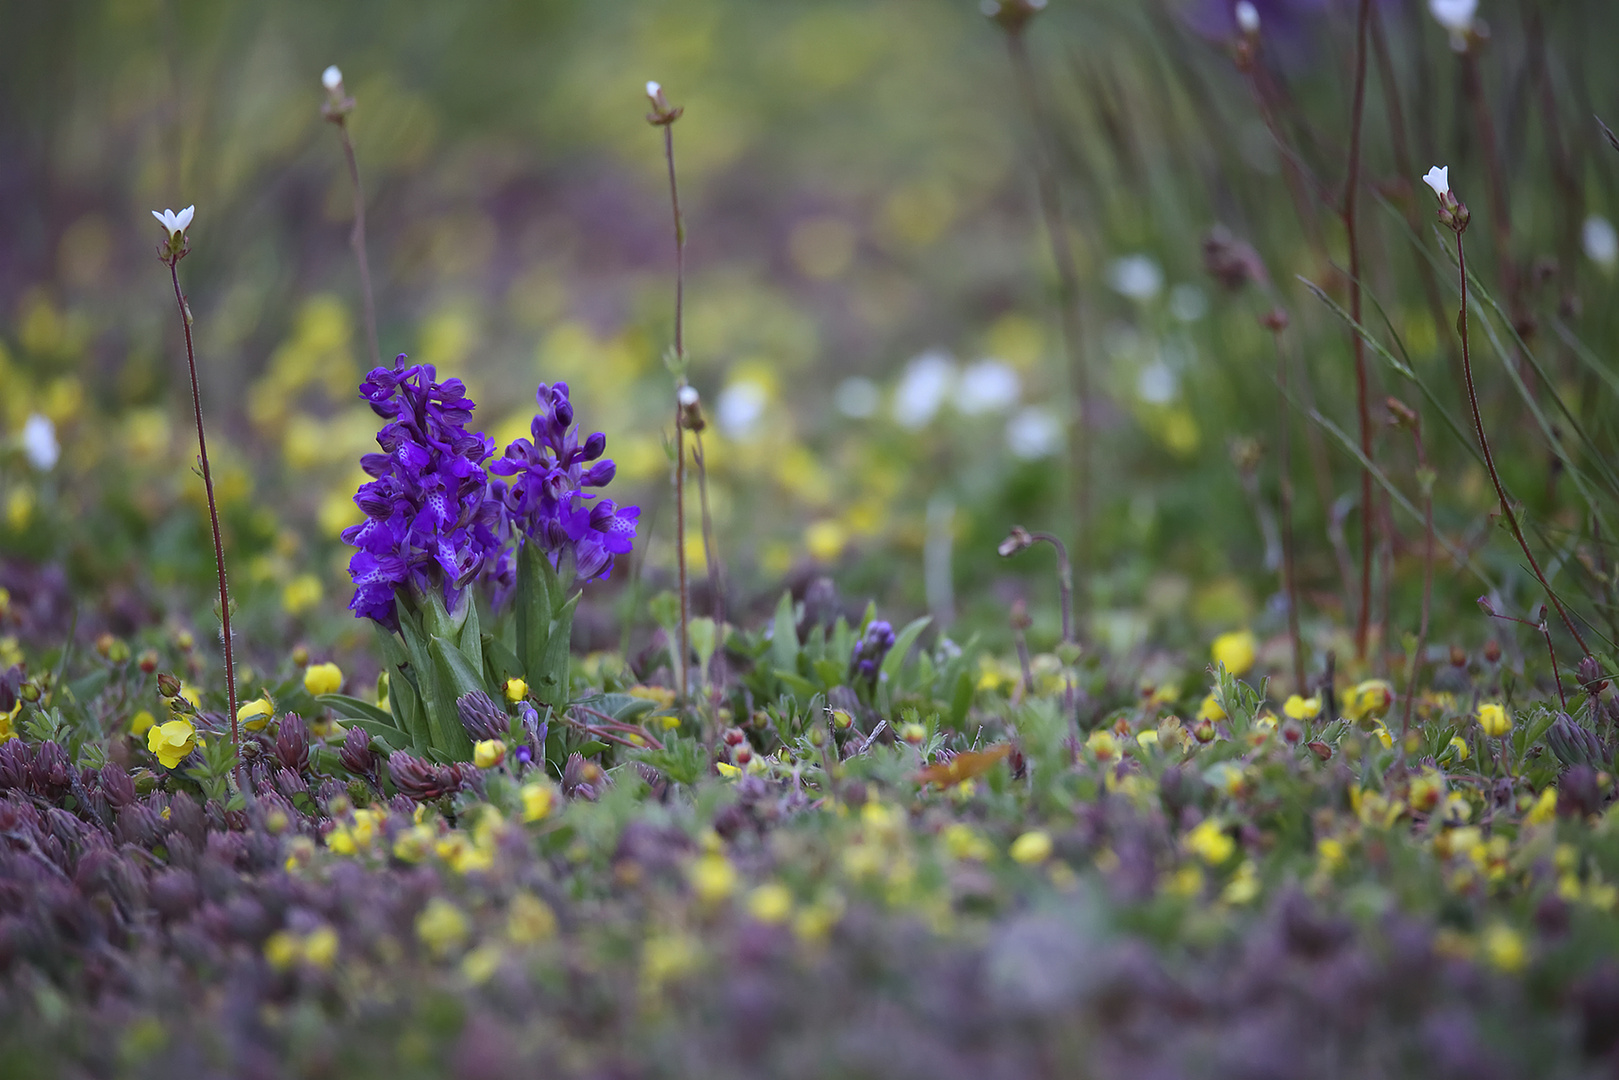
[1421, 166, 1450, 199]
[322, 65, 343, 92]
[151, 206, 194, 240]
[1429, 0, 1477, 50]
[1235, 1, 1260, 35]
[20, 414, 58, 471]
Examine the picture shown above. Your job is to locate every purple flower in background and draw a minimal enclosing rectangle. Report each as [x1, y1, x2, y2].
[491, 382, 639, 584]
[850, 620, 896, 685]
[342, 356, 504, 630]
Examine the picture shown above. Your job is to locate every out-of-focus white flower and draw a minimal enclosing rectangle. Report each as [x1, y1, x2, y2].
[1169, 284, 1208, 322]
[322, 65, 343, 91]
[954, 359, 1020, 415]
[835, 377, 880, 419]
[677, 385, 700, 408]
[715, 380, 767, 440]
[1584, 216, 1619, 270]
[1422, 166, 1450, 200]
[1136, 363, 1178, 405]
[21, 414, 58, 471]
[1429, 0, 1477, 49]
[646, 80, 661, 100]
[151, 206, 195, 239]
[1108, 255, 1163, 302]
[892, 350, 956, 429]
[1005, 406, 1063, 460]
[1235, 1, 1261, 34]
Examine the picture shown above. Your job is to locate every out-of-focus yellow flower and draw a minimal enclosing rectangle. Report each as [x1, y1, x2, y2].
[504, 677, 528, 702]
[805, 519, 847, 562]
[1165, 864, 1204, 898]
[628, 685, 676, 708]
[642, 932, 700, 988]
[1222, 859, 1261, 905]
[1185, 819, 1235, 865]
[282, 573, 323, 615]
[1086, 729, 1119, 761]
[1010, 830, 1053, 865]
[1344, 680, 1394, 722]
[461, 944, 504, 985]
[129, 709, 156, 737]
[303, 925, 339, 969]
[521, 782, 556, 822]
[1317, 837, 1346, 871]
[690, 852, 739, 904]
[1409, 769, 1445, 814]
[715, 761, 742, 780]
[1211, 630, 1256, 676]
[237, 695, 275, 732]
[1351, 787, 1405, 828]
[148, 718, 196, 769]
[473, 739, 506, 768]
[1478, 702, 1512, 738]
[1481, 923, 1528, 973]
[506, 892, 557, 944]
[416, 899, 470, 957]
[1526, 786, 1558, 826]
[1197, 692, 1226, 722]
[747, 882, 794, 924]
[1283, 694, 1321, 721]
[1444, 735, 1471, 763]
[303, 661, 343, 697]
[941, 823, 992, 861]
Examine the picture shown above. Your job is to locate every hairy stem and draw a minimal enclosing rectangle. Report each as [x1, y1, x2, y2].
[168, 260, 241, 785]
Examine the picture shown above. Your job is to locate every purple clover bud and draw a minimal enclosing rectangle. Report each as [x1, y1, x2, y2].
[275, 714, 311, 773]
[849, 619, 896, 686]
[340, 725, 377, 777]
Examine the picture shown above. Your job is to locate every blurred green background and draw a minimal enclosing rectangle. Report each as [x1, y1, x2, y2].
[2, 0, 1615, 681]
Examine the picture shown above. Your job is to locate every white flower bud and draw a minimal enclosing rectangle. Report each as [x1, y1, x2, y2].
[1235, 1, 1260, 34]
[322, 65, 343, 92]
[677, 385, 699, 407]
[21, 414, 58, 471]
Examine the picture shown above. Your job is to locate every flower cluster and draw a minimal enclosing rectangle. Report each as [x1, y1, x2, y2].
[342, 358, 503, 629]
[491, 381, 640, 583]
[850, 619, 896, 684]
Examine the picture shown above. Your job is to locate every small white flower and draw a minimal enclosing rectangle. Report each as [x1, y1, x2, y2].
[677, 384, 700, 407]
[715, 380, 768, 440]
[835, 377, 880, 419]
[1421, 166, 1450, 200]
[20, 414, 58, 471]
[322, 65, 343, 91]
[954, 359, 1021, 416]
[1428, 0, 1477, 33]
[1583, 215, 1618, 270]
[646, 81, 661, 100]
[1169, 284, 1209, 322]
[151, 205, 195, 238]
[1108, 254, 1163, 302]
[1235, 1, 1261, 34]
[1005, 406, 1063, 460]
[1137, 362, 1178, 405]
[892, 350, 956, 429]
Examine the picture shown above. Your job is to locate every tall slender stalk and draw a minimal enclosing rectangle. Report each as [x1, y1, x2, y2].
[1389, 399, 1432, 744]
[1265, 312, 1306, 693]
[1345, 0, 1375, 663]
[648, 82, 691, 701]
[158, 230, 241, 786]
[1440, 186, 1591, 657]
[990, 2, 1091, 608]
[322, 68, 380, 368]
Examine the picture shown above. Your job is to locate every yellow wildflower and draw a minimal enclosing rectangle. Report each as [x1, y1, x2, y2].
[1344, 680, 1393, 722]
[237, 695, 275, 732]
[1222, 859, 1261, 905]
[521, 782, 556, 822]
[415, 899, 469, 957]
[1481, 923, 1528, 973]
[1197, 693, 1226, 722]
[504, 677, 529, 702]
[747, 882, 794, 924]
[506, 893, 558, 944]
[1283, 694, 1321, 721]
[1526, 786, 1558, 826]
[690, 852, 738, 904]
[473, 739, 506, 768]
[302, 925, 339, 970]
[627, 685, 676, 708]
[1444, 735, 1471, 763]
[1009, 830, 1053, 865]
[1211, 630, 1257, 676]
[1086, 729, 1119, 761]
[1185, 819, 1236, 865]
[303, 662, 343, 697]
[147, 718, 197, 769]
[942, 823, 992, 861]
[461, 944, 504, 985]
[1477, 702, 1512, 738]
[129, 709, 156, 737]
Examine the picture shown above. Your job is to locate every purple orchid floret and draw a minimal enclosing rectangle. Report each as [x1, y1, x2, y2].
[850, 619, 896, 684]
[342, 355, 504, 630]
[491, 381, 640, 584]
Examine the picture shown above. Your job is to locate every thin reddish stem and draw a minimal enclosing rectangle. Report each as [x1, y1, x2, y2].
[1345, 0, 1374, 663]
[167, 259, 241, 786]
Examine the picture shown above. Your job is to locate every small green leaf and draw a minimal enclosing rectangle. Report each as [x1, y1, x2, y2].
[772, 591, 799, 673]
[317, 694, 395, 728]
[880, 616, 932, 688]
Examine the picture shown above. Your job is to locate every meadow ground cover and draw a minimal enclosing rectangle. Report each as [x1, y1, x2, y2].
[5, 0, 1619, 1075]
